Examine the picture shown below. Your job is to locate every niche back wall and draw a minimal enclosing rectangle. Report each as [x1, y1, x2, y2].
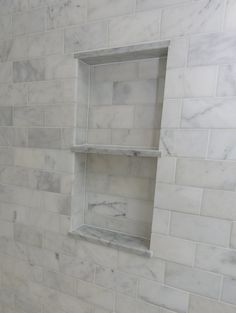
[0, 1, 236, 313]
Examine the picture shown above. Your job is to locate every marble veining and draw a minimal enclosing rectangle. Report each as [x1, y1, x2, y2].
[69, 224, 152, 257]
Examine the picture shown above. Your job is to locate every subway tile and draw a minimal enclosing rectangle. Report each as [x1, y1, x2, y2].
[43, 269, 76, 296]
[152, 208, 170, 235]
[189, 33, 236, 66]
[161, 0, 224, 38]
[0, 63, 12, 83]
[59, 254, 95, 282]
[136, 0, 193, 11]
[160, 129, 208, 158]
[28, 128, 61, 149]
[195, 244, 236, 277]
[138, 278, 189, 313]
[202, 189, 236, 220]
[13, 59, 45, 83]
[208, 130, 236, 160]
[217, 64, 236, 97]
[0, 83, 27, 106]
[176, 158, 236, 191]
[12, 9, 45, 35]
[167, 38, 188, 68]
[231, 222, 236, 249]
[93, 62, 139, 82]
[47, 0, 87, 29]
[155, 183, 202, 214]
[0, 15, 12, 42]
[95, 266, 138, 297]
[118, 250, 165, 282]
[14, 106, 44, 127]
[28, 30, 63, 58]
[77, 280, 114, 311]
[165, 66, 217, 98]
[0, 107, 13, 126]
[88, 0, 135, 20]
[28, 80, 75, 104]
[151, 234, 195, 266]
[109, 10, 161, 46]
[170, 211, 231, 246]
[88, 106, 134, 129]
[181, 97, 236, 128]
[222, 277, 236, 305]
[113, 80, 157, 105]
[189, 294, 236, 313]
[64, 21, 108, 53]
[14, 223, 43, 248]
[165, 262, 221, 299]
[224, 0, 236, 31]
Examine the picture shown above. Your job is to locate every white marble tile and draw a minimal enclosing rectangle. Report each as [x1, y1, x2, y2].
[136, 0, 193, 11]
[165, 66, 217, 98]
[111, 129, 158, 147]
[208, 129, 236, 160]
[113, 79, 158, 105]
[64, 22, 108, 53]
[151, 234, 195, 266]
[161, 99, 182, 128]
[93, 62, 138, 82]
[161, 0, 224, 38]
[109, 10, 161, 46]
[0, 63, 12, 83]
[202, 189, 236, 220]
[167, 38, 188, 68]
[181, 98, 236, 128]
[217, 64, 236, 96]
[90, 81, 113, 106]
[14, 106, 44, 127]
[95, 266, 138, 297]
[139, 58, 166, 79]
[195, 244, 236, 277]
[155, 183, 202, 214]
[88, 0, 135, 20]
[118, 250, 165, 281]
[28, 30, 63, 58]
[156, 157, 176, 184]
[222, 277, 236, 305]
[47, 0, 87, 29]
[152, 208, 170, 235]
[225, 0, 236, 31]
[12, 8, 45, 35]
[231, 222, 236, 249]
[189, 294, 236, 313]
[165, 262, 221, 299]
[160, 129, 208, 158]
[138, 278, 189, 313]
[13, 59, 45, 83]
[176, 158, 236, 191]
[0, 15, 12, 41]
[88, 105, 134, 129]
[188, 33, 236, 66]
[0, 83, 27, 106]
[77, 280, 115, 311]
[170, 211, 231, 247]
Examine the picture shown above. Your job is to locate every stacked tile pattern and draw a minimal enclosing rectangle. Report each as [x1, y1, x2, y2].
[0, 1, 236, 313]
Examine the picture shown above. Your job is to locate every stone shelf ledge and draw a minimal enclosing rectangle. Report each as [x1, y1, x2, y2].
[71, 144, 161, 158]
[69, 225, 153, 257]
[74, 41, 170, 65]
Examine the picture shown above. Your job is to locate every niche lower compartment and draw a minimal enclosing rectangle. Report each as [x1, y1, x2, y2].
[69, 224, 152, 257]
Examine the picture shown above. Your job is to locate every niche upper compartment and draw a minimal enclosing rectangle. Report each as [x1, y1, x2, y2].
[70, 41, 169, 257]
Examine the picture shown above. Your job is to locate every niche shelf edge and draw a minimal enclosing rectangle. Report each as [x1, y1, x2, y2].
[71, 144, 161, 158]
[69, 225, 153, 257]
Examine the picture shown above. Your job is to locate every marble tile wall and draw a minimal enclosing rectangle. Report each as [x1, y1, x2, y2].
[0, 1, 236, 313]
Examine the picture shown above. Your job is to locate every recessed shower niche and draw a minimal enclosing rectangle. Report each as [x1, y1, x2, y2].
[70, 41, 169, 257]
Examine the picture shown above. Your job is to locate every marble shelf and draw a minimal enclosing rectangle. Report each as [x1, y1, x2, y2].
[69, 225, 152, 257]
[74, 41, 170, 65]
[71, 144, 161, 158]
